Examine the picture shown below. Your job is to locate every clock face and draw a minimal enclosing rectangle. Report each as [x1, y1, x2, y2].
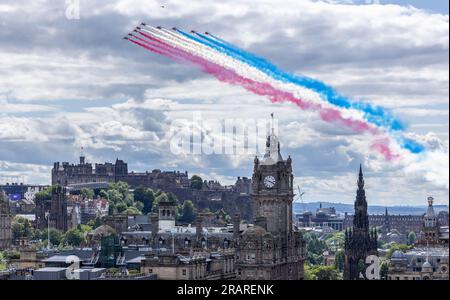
[263, 175, 276, 188]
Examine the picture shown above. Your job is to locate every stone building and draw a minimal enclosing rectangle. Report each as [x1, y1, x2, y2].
[417, 197, 447, 246]
[295, 204, 344, 231]
[51, 156, 253, 221]
[344, 210, 425, 234]
[344, 165, 378, 280]
[35, 186, 68, 232]
[388, 197, 449, 280]
[235, 123, 305, 280]
[0, 190, 12, 249]
[141, 252, 236, 280]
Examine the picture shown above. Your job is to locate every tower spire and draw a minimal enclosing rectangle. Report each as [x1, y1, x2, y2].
[270, 112, 274, 134]
[358, 163, 364, 189]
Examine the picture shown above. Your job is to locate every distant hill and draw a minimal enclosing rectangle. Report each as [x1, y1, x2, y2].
[293, 202, 449, 216]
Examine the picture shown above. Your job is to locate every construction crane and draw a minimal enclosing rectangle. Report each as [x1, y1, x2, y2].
[296, 185, 307, 213]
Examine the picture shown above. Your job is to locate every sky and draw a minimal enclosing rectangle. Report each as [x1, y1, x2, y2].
[0, 0, 448, 206]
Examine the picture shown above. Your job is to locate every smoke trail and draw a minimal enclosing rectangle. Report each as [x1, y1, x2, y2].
[180, 30, 406, 133]
[181, 30, 424, 154]
[131, 32, 398, 160]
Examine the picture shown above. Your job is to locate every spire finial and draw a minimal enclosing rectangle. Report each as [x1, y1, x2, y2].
[270, 112, 274, 134]
[357, 164, 364, 189]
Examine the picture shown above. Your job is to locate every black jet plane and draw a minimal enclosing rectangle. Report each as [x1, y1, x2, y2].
[190, 30, 196, 33]
[141, 22, 146, 26]
[205, 32, 210, 35]
[172, 27, 177, 31]
[156, 26, 162, 29]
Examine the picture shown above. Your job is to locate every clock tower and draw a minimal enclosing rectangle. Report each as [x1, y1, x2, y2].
[235, 114, 304, 280]
[251, 120, 294, 238]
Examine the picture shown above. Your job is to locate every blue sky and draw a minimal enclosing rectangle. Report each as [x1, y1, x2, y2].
[379, 0, 448, 14]
[0, 0, 448, 205]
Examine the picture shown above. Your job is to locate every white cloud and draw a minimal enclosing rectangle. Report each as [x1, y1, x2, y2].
[0, 0, 447, 205]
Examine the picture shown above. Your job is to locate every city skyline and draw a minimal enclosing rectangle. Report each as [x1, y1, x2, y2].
[0, 0, 448, 206]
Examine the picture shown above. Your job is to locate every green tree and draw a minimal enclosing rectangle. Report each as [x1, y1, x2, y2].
[386, 243, 412, 258]
[107, 189, 123, 204]
[99, 189, 108, 199]
[407, 231, 417, 246]
[304, 263, 315, 280]
[39, 228, 63, 247]
[357, 259, 366, 275]
[314, 265, 341, 280]
[379, 260, 389, 280]
[304, 264, 341, 280]
[35, 185, 57, 202]
[86, 216, 102, 229]
[134, 201, 144, 213]
[303, 232, 327, 265]
[80, 188, 95, 200]
[11, 216, 34, 240]
[133, 187, 154, 214]
[116, 202, 128, 213]
[123, 206, 142, 215]
[64, 228, 85, 246]
[334, 250, 345, 272]
[179, 200, 196, 223]
[190, 175, 203, 190]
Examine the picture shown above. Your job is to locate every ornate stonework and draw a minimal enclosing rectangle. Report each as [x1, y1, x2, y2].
[0, 190, 12, 250]
[235, 121, 305, 280]
[344, 165, 378, 280]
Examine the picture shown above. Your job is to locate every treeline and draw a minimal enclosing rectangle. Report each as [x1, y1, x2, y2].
[11, 216, 94, 248]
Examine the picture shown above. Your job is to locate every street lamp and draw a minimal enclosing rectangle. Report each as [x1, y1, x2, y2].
[45, 211, 51, 250]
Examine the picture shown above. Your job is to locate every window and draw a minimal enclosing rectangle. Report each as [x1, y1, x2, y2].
[182, 269, 186, 276]
[149, 269, 153, 273]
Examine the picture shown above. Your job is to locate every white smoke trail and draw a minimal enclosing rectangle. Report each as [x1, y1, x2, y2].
[140, 26, 370, 127]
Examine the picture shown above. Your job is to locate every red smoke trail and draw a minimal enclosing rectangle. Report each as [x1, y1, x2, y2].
[371, 138, 397, 160]
[131, 33, 394, 160]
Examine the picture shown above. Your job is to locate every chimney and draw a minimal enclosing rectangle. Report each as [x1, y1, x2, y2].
[150, 213, 159, 238]
[196, 215, 203, 242]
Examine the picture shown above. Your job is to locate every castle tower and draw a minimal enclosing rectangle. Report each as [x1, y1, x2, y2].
[344, 165, 378, 280]
[0, 190, 12, 250]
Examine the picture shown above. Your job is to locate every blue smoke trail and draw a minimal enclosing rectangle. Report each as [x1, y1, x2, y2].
[191, 31, 405, 132]
[176, 29, 424, 154]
